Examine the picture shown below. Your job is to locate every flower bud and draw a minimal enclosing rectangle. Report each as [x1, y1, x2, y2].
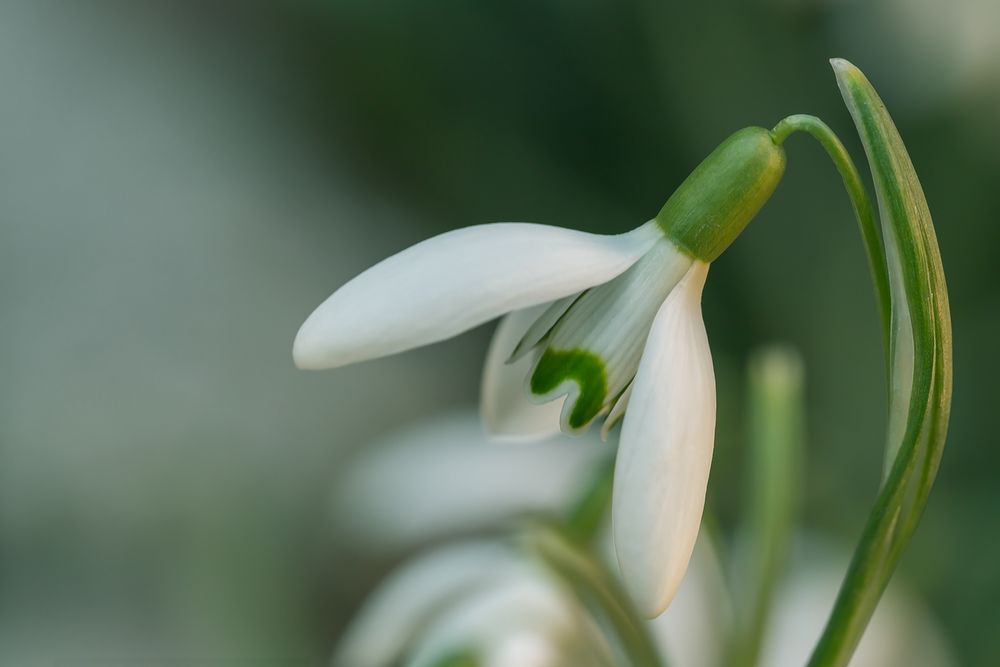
[657, 127, 786, 262]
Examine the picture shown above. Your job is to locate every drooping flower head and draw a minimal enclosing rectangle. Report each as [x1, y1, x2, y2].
[295, 126, 786, 617]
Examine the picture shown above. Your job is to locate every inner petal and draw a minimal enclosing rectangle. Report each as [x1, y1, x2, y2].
[524, 237, 693, 432]
[529, 348, 607, 430]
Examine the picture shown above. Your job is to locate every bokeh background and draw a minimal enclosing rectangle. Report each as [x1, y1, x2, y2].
[3, 0, 998, 664]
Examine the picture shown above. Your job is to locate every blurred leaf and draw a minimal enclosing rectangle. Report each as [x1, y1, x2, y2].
[729, 347, 804, 667]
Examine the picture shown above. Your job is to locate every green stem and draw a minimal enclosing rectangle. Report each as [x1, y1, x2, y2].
[728, 348, 804, 667]
[770, 114, 891, 366]
[564, 456, 616, 545]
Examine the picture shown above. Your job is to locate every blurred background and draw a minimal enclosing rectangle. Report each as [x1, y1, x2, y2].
[2, 0, 998, 664]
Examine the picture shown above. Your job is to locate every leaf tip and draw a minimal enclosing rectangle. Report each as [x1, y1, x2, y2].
[829, 58, 864, 84]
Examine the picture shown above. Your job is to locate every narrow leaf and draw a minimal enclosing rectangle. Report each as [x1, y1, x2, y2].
[807, 59, 953, 667]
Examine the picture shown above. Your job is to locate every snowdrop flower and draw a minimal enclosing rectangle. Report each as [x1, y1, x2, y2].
[333, 527, 952, 667]
[295, 127, 786, 616]
[331, 539, 614, 667]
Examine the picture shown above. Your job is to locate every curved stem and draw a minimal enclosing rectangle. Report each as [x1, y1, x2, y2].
[771, 114, 891, 366]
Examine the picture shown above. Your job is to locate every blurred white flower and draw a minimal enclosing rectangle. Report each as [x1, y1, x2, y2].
[334, 531, 952, 667]
[331, 410, 728, 665]
[752, 540, 954, 667]
[649, 537, 956, 667]
[333, 411, 954, 667]
[331, 539, 613, 667]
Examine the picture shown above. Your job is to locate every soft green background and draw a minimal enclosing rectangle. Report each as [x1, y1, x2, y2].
[2, 0, 997, 664]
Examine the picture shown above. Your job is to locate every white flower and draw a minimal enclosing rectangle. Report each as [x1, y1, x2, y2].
[331, 539, 614, 667]
[333, 531, 954, 667]
[751, 547, 955, 667]
[295, 219, 713, 616]
[331, 412, 954, 667]
[331, 410, 726, 664]
[296, 127, 786, 617]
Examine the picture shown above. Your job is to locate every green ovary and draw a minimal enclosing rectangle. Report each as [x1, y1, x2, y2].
[529, 348, 608, 430]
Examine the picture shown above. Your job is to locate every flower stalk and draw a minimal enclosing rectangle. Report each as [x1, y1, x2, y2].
[770, 113, 891, 362]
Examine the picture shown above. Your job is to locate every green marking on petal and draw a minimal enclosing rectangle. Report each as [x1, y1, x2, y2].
[530, 348, 608, 429]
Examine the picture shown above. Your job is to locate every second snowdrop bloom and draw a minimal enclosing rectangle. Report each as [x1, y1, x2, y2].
[295, 127, 786, 617]
[332, 539, 614, 667]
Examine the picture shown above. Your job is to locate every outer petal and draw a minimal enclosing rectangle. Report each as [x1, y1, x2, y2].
[294, 222, 661, 369]
[481, 305, 566, 440]
[612, 261, 715, 618]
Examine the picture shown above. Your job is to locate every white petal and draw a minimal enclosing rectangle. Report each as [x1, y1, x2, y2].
[484, 633, 562, 667]
[612, 261, 715, 618]
[757, 539, 955, 667]
[600, 382, 632, 442]
[331, 541, 517, 667]
[294, 222, 662, 369]
[509, 295, 577, 363]
[404, 570, 580, 667]
[481, 306, 566, 440]
[648, 535, 732, 667]
[330, 412, 608, 550]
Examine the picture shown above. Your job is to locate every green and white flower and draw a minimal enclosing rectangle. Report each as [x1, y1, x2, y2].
[295, 127, 786, 617]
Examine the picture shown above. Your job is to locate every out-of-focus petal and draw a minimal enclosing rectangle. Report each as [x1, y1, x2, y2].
[330, 412, 608, 550]
[758, 540, 955, 667]
[481, 306, 566, 440]
[647, 535, 732, 667]
[403, 564, 612, 667]
[331, 541, 517, 667]
[294, 222, 662, 369]
[641, 534, 955, 667]
[612, 261, 715, 618]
